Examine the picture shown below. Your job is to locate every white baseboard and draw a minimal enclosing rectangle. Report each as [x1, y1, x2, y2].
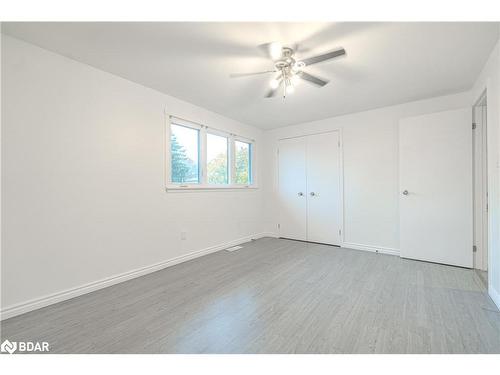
[341, 242, 400, 256]
[0, 232, 273, 321]
[489, 285, 500, 311]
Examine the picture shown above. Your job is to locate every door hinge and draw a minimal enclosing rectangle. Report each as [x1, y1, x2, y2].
[473, 245, 477, 253]
[339, 229, 341, 236]
[338, 141, 340, 147]
[472, 122, 477, 130]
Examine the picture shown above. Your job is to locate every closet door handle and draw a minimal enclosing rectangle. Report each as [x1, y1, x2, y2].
[310, 192, 316, 197]
[298, 192, 304, 197]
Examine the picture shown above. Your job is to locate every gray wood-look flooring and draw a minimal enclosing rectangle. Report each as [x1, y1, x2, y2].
[2, 237, 500, 354]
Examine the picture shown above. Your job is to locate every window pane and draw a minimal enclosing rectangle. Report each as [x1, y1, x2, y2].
[207, 133, 228, 184]
[235, 141, 251, 184]
[170, 124, 200, 183]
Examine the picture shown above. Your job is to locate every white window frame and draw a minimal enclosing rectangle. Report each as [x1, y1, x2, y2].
[206, 128, 231, 185]
[168, 117, 202, 185]
[166, 115, 257, 191]
[233, 136, 254, 187]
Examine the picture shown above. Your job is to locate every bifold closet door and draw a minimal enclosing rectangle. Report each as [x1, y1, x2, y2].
[399, 108, 472, 267]
[306, 132, 341, 245]
[278, 137, 307, 241]
[278, 132, 341, 245]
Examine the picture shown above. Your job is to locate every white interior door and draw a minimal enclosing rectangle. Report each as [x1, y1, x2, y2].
[306, 132, 341, 245]
[399, 108, 473, 267]
[473, 99, 488, 271]
[278, 137, 307, 241]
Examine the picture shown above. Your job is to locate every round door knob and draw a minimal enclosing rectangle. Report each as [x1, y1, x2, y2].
[402, 190, 409, 195]
[310, 192, 316, 196]
[298, 192, 304, 196]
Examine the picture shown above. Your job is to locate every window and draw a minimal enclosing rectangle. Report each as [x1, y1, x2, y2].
[235, 140, 252, 185]
[207, 133, 229, 184]
[170, 123, 200, 184]
[168, 116, 255, 189]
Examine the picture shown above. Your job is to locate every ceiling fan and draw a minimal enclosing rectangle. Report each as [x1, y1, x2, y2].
[230, 42, 346, 98]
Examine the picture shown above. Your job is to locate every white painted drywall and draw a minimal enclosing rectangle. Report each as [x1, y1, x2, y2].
[1, 35, 266, 314]
[262, 92, 472, 254]
[471, 37, 500, 309]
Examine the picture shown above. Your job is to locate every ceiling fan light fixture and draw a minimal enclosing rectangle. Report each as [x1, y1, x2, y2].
[293, 61, 306, 72]
[231, 42, 344, 98]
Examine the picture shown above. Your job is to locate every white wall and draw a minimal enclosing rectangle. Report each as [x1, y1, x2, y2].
[1, 35, 267, 317]
[471, 38, 500, 309]
[263, 92, 472, 254]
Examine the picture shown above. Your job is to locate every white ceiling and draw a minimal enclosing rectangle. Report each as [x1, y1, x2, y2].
[3, 22, 498, 129]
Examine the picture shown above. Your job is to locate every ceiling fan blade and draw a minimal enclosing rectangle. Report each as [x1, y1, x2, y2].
[229, 70, 275, 78]
[301, 48, 346, 66]
[257, 42, 274, 58]
[265, 81, 282, 98]
[257, 42, 284, 60]
[297, 71, 329, 87]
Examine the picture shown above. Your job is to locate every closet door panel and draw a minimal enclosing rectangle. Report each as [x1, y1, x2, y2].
[306, 132, 341, 245]
[278, 137, 307, 241]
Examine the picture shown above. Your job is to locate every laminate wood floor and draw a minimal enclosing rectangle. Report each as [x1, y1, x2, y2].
[2, 237, 500, 353]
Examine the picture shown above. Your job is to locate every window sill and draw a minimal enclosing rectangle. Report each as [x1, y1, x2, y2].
[166, 184, 259, 192]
